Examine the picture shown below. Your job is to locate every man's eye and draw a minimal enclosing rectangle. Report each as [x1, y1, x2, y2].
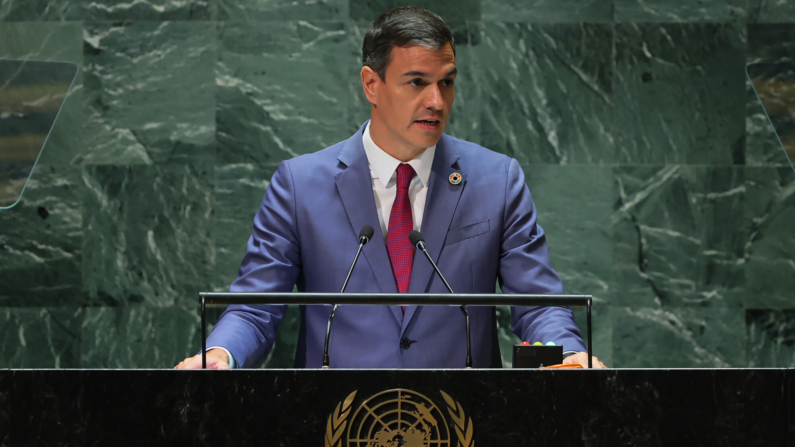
[409, 79, 424, 87]
[443, 79, 455, 86]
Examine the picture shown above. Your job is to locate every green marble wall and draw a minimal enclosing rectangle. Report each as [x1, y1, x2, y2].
[1, 0, 793, 369]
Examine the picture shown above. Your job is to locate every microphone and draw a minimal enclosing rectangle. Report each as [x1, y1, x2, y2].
[409, 230, 472, 369]
[322, 225, 374, 369]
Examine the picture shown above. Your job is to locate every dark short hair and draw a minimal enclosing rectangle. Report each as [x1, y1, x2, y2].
[362, 6, 455, 81]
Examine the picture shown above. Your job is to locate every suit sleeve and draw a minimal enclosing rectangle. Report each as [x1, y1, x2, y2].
[205, 160, 302, 368]
[498, 158, 586, 354]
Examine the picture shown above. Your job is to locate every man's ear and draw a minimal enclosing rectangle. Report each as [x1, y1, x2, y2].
[361, 66, 381, 106]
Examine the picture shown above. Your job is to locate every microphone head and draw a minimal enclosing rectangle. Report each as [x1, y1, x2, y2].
[359, 225, 375, 244]
[409, 230, 424, 248]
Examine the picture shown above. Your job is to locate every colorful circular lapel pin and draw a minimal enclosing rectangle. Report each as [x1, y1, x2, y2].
[449, 172, 462, 185]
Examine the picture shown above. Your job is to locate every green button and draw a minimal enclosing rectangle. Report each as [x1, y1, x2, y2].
[532, 342, 543, 346]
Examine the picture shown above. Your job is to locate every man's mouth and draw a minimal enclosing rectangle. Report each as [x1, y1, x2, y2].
[415, 119, 441, 129]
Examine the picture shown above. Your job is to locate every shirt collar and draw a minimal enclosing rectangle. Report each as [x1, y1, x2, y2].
[362, 121, 435, 188]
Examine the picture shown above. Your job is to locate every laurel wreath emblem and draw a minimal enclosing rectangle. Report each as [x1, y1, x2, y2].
[325, 389, 473, 447]
[325, 390, 357, 447]
[440, 390, 474, 447]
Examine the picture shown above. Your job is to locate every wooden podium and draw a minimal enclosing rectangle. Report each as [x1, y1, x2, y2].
[0, 369, 791, 445]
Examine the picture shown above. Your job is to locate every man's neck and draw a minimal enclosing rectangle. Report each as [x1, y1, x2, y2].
[368, 115, 427, 162]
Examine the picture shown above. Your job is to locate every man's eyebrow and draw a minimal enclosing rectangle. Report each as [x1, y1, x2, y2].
[401, 71, 429, 77]
[401, 68, 458, 78]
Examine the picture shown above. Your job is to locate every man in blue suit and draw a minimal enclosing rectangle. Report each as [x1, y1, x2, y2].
[177, 6, 605, 370]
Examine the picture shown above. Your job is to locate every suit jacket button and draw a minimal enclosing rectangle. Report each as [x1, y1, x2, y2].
[400, 338, 413, 349]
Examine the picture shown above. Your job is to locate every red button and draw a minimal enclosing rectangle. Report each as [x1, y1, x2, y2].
[520, 341, 530, 345]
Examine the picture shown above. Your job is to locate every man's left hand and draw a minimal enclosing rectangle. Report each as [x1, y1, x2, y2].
[563, 352, 607, 368]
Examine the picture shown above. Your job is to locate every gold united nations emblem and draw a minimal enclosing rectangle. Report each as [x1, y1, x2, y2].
[325, 389, 474, 447]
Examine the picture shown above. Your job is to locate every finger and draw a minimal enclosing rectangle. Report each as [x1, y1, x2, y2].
[178, 358, 197, 369]
[186, 357, 204, 369]
[591, 359, 606, 368]
[175, 355, 201, 369]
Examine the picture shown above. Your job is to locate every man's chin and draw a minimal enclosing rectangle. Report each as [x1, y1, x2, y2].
[410, 125, 445, 147]
[413, 135, 442, 150]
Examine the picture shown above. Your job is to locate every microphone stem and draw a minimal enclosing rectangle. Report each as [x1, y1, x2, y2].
[340, 242, 364, 294]
[418, 243, 454, 293]
[418, 243, 472, 369]
[323, 239, 366, 369]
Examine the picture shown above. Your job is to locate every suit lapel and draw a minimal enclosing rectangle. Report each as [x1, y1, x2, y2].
[335, 123, 403, 325]
[402, 134, 465, 334]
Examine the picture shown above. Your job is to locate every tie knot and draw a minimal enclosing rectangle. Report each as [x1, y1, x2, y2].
[396, 164, 416, 189]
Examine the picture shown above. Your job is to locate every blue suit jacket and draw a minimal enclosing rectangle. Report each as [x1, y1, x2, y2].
[207, 122, 586, 368]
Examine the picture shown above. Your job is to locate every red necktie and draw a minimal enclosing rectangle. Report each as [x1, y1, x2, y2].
[386, 164, 416, 302]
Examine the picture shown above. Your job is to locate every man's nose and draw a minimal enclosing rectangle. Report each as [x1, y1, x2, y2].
[424, 84, 444, 110]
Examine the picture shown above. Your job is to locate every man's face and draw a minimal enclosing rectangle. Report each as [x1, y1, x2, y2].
[366, 43, 456, 156]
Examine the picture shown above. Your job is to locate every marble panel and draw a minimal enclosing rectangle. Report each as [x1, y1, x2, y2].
[81, 164, 214, 307]
[524, 165, 614, 299]
[218, 0, 347, 20]
[746, 309, 795, 367]
[493, 165, 613, 366]
[612, 306, 745, 368]
[0, 0, 81, 20]
[80, 21, 215, 165]
[572, 305, 613, 366]
[744, 167, 795, 309]
[749, 0, 795, 23]
[612, 166, 746, 308]
[346, 21, 481, 145]
[80, 0, 214, 20]
[211, 163, 275, 290]
[0, 21, 81, 69]
[614, 0, 745, 23]
[0, 307, 81, 368]
[216, 21, 355, 164]
[481, 0, 613, 22]
[476, 23, 614, 164]
[747, 23, 795, 64]
[0, 0, 213, 20]
[348, 0, 480, 23]
[81, 305, 219, 368]
[614, 23, 746, 165]
[0, 22, 84, 167]
[0, 165, 84, 307]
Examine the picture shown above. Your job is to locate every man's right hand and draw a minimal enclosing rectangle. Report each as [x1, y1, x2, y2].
[175, 348, 231, 369]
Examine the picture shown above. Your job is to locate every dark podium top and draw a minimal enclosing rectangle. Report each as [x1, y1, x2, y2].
[1, 369, 792, 446]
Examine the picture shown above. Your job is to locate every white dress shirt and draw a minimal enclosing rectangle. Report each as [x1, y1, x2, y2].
[362, 121, 436, 239]
[212, 121, 437, 368]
